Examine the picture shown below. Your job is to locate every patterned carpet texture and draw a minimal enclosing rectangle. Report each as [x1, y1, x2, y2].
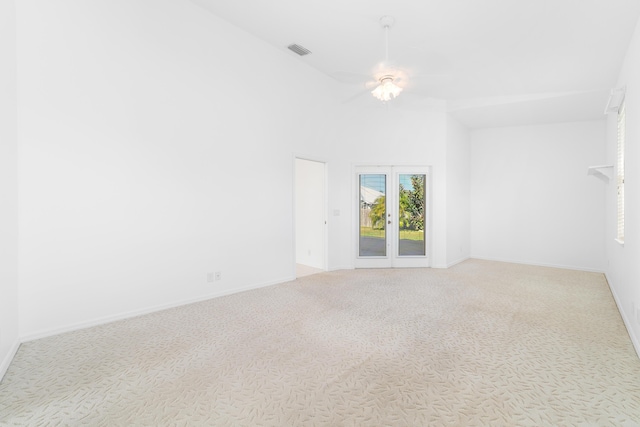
[2, 259, 640, 426]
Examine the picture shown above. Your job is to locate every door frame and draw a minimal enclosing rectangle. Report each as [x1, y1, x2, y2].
[353, 164, 431, 269]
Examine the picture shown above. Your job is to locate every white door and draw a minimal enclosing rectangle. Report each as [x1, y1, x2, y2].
[295, 158, 326, 271]
[354, 166, 430, 268]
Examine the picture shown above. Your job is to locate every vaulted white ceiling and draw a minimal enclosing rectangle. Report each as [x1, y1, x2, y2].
[190, 0, 640, 128]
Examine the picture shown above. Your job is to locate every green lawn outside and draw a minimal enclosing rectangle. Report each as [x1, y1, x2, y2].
[360, 227, 425, 241]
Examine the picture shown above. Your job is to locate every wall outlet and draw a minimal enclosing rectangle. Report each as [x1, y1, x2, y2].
[214, 271, 222, 281]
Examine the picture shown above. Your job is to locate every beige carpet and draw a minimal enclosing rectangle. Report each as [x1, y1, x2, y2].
[1, 259, 640, 426]
[296, 263, 324, 278]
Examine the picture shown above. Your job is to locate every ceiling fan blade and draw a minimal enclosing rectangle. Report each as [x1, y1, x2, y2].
[389, 92, 447, 111]
[365, 80, 379, 89]
[341, 87, 375, 104]
[332, 71, 372, 85]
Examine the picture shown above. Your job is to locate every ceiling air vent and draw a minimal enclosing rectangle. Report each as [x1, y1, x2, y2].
[287, 44, 311, 56]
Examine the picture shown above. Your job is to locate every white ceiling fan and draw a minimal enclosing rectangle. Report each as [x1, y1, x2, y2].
[369, 16, 403, 102]
[334, 15, 444, 106]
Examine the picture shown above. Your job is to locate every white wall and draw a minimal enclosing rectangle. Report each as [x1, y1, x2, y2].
[295, 158, 325, 269]
[446, 116, 470, 267]
[12, 0, 461, 344]
[0, 0, 20, 379]
[470, 121, 606, 272]
[323, 101, 468, 271]
[16, 0, 337, 339]
[606, 17, 640, 355]
[328, 103, 449, 269]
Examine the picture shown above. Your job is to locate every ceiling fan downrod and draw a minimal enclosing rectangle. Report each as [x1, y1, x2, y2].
[380, 15, 395, 63]
[372, 16, 402, 102]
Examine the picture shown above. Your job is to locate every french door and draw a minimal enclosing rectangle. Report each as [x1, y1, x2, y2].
[354, 166, 430, 268]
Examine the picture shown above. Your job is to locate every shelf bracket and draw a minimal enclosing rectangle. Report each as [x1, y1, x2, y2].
[587, 165, 613, 182]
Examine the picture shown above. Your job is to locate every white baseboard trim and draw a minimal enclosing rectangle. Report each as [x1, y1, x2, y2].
[431, 264, 448, 269]
[469, 256, 605, 273]
[0, 340, 20, 382]
[20, 275, 295, 344]
[605, 273, 640, 360]
[328, 265, 353, 272]
[447, 256, 470, 268]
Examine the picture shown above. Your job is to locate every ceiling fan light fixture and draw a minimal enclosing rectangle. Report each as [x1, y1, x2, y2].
[372, 76, 402, 102]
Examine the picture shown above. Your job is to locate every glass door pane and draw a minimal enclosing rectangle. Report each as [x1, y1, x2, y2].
[354, 166, 429, 269]
[359, 174, 386, 257]
[398, 174, 426, 256]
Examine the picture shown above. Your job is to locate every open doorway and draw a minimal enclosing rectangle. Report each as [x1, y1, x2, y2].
[295, 158, 326, 277]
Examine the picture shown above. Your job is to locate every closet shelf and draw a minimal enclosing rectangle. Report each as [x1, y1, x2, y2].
[587, 165, 613, 180]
